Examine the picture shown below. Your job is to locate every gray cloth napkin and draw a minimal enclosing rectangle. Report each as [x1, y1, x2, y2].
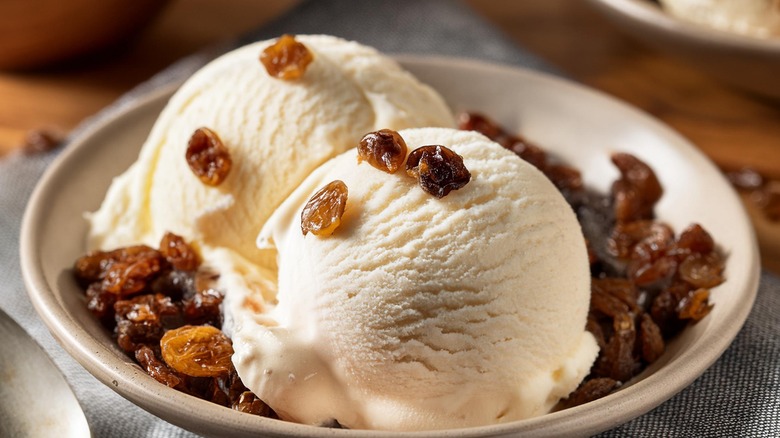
[1, 1, 777, 436]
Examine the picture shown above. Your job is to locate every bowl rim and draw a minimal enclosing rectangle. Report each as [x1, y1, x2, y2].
[20, 54, 761, 437]
[587, 0, 780, 55]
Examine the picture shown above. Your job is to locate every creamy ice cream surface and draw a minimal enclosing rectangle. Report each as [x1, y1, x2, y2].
[87, 35, 454, 267]
[229, 128, 598, 430]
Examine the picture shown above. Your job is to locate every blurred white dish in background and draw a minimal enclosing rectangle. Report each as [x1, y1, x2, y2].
[586, 0, 780, 98]
[659, 0, 780, 38]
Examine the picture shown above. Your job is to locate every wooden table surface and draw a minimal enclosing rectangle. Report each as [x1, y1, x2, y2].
[1, 0, 778, 272]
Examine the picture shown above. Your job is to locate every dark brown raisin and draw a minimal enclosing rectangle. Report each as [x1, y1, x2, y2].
[638, 313, 665, 364]
[186, 127, 232, 187]
[114, 293, 182, 353]
[301, 180, 348, 236]
[611, 153, 663, 223]
[85, 283, 117, 325]
[560, 378, 620, 409]
[592, 278, 640, 313]
[260, 34, 313, 80]
[135, 345, 182, 388]
[679, 252, 725, 289]
[21, 128, 64, 155]
[232, 391, 275, 416]
[357, 129, 408, 174]
[160, 232, 200, 271]
[597, 312, 638, 382]
[501, 136, 548, 170]
[650, 285, 686, 338]
[591, 279, 634, 318]
[101, 256, 163, 297]
[673, 223, 715, 257]
[544, 164, 583, 192]
[725, 167, 764, 191]
[406, 145, 471, 198]
[457, 112, 502, 139]
[754, 180, 780, 221]
[182, 288, 224, 326]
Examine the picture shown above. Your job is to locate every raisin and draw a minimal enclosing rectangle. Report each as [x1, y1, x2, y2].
[406, 145, 471, 198]
[260, 34, 313, 80]
[560, 378, 620, 409]
[21, 128, 64, 155]
[501, 136, 547, 170]
[638, 313, 664, 364]
[135, 345, 182, 388]
[457, 112, 502, 139]
[673, 223, 715, 257]
[74, 246, 160, 287]
[755, 181, 780, 221]
[186, 127, 232, 187]
[160, 325, 234, 378]
[544, 164, 583, 192]
[608, 221, 673, 260]
[182, 288, 224, 326]
[678, 288, 713, 322]
[233, 391, 275, 416]
[300, 180, 348, 237]
[357, 129, 408, 174]
[115, 293, 182, 353]
[592, 278, 640, 313]
[650, 285, 686, 338]
[85, 283, 117, 325]
[679, 252, 725, 289]
[150, 270, 196, 301]
[160, 232, 200, 271]
[597, 312, 638, 382]
[591, 280, 632, 318]
[725, 167, 764, 191]
[101, 256, 163, 297]
[611, 153, 662, 223]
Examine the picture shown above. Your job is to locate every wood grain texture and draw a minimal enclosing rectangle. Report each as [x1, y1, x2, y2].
[1, 0, 777, 270]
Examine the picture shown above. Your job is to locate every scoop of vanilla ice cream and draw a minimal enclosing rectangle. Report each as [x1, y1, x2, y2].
[659, 0, 780, 38]
[86, 35, 454, 268]
[230, 128, 598, 431]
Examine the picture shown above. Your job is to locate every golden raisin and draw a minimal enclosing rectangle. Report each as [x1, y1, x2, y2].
[678, 288, 713, 322]
[160, 325, 234, 377]
[260, 34, 313, 80]
[406, 145, 471, 198]
[357, 129, 408, 174]
[186, 127, 232, 186]
[301, 180, 348, 237]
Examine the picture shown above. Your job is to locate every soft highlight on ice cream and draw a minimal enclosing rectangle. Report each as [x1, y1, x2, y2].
[659, 0, 780, 38]
[230, 128, 598, 431]
[86, 35, 454, 266]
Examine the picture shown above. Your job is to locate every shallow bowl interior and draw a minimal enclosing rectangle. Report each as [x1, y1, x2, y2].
[21, 56, 760, 437]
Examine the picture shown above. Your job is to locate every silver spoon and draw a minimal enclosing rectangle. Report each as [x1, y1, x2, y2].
[0, 307, 90, 437]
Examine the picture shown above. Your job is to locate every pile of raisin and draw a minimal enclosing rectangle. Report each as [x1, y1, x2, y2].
[459, 112, 726, 407]
[73, 232, 275, 417]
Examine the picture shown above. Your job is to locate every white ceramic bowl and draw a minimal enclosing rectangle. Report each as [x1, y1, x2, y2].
[585, 0, 780, 98]
[20, 56, 760, 437]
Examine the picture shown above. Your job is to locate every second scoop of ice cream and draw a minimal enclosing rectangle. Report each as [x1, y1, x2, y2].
[230, 128, 598, 431]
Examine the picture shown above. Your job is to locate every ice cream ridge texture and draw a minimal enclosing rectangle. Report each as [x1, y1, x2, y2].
[88, 35, 598, 431]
